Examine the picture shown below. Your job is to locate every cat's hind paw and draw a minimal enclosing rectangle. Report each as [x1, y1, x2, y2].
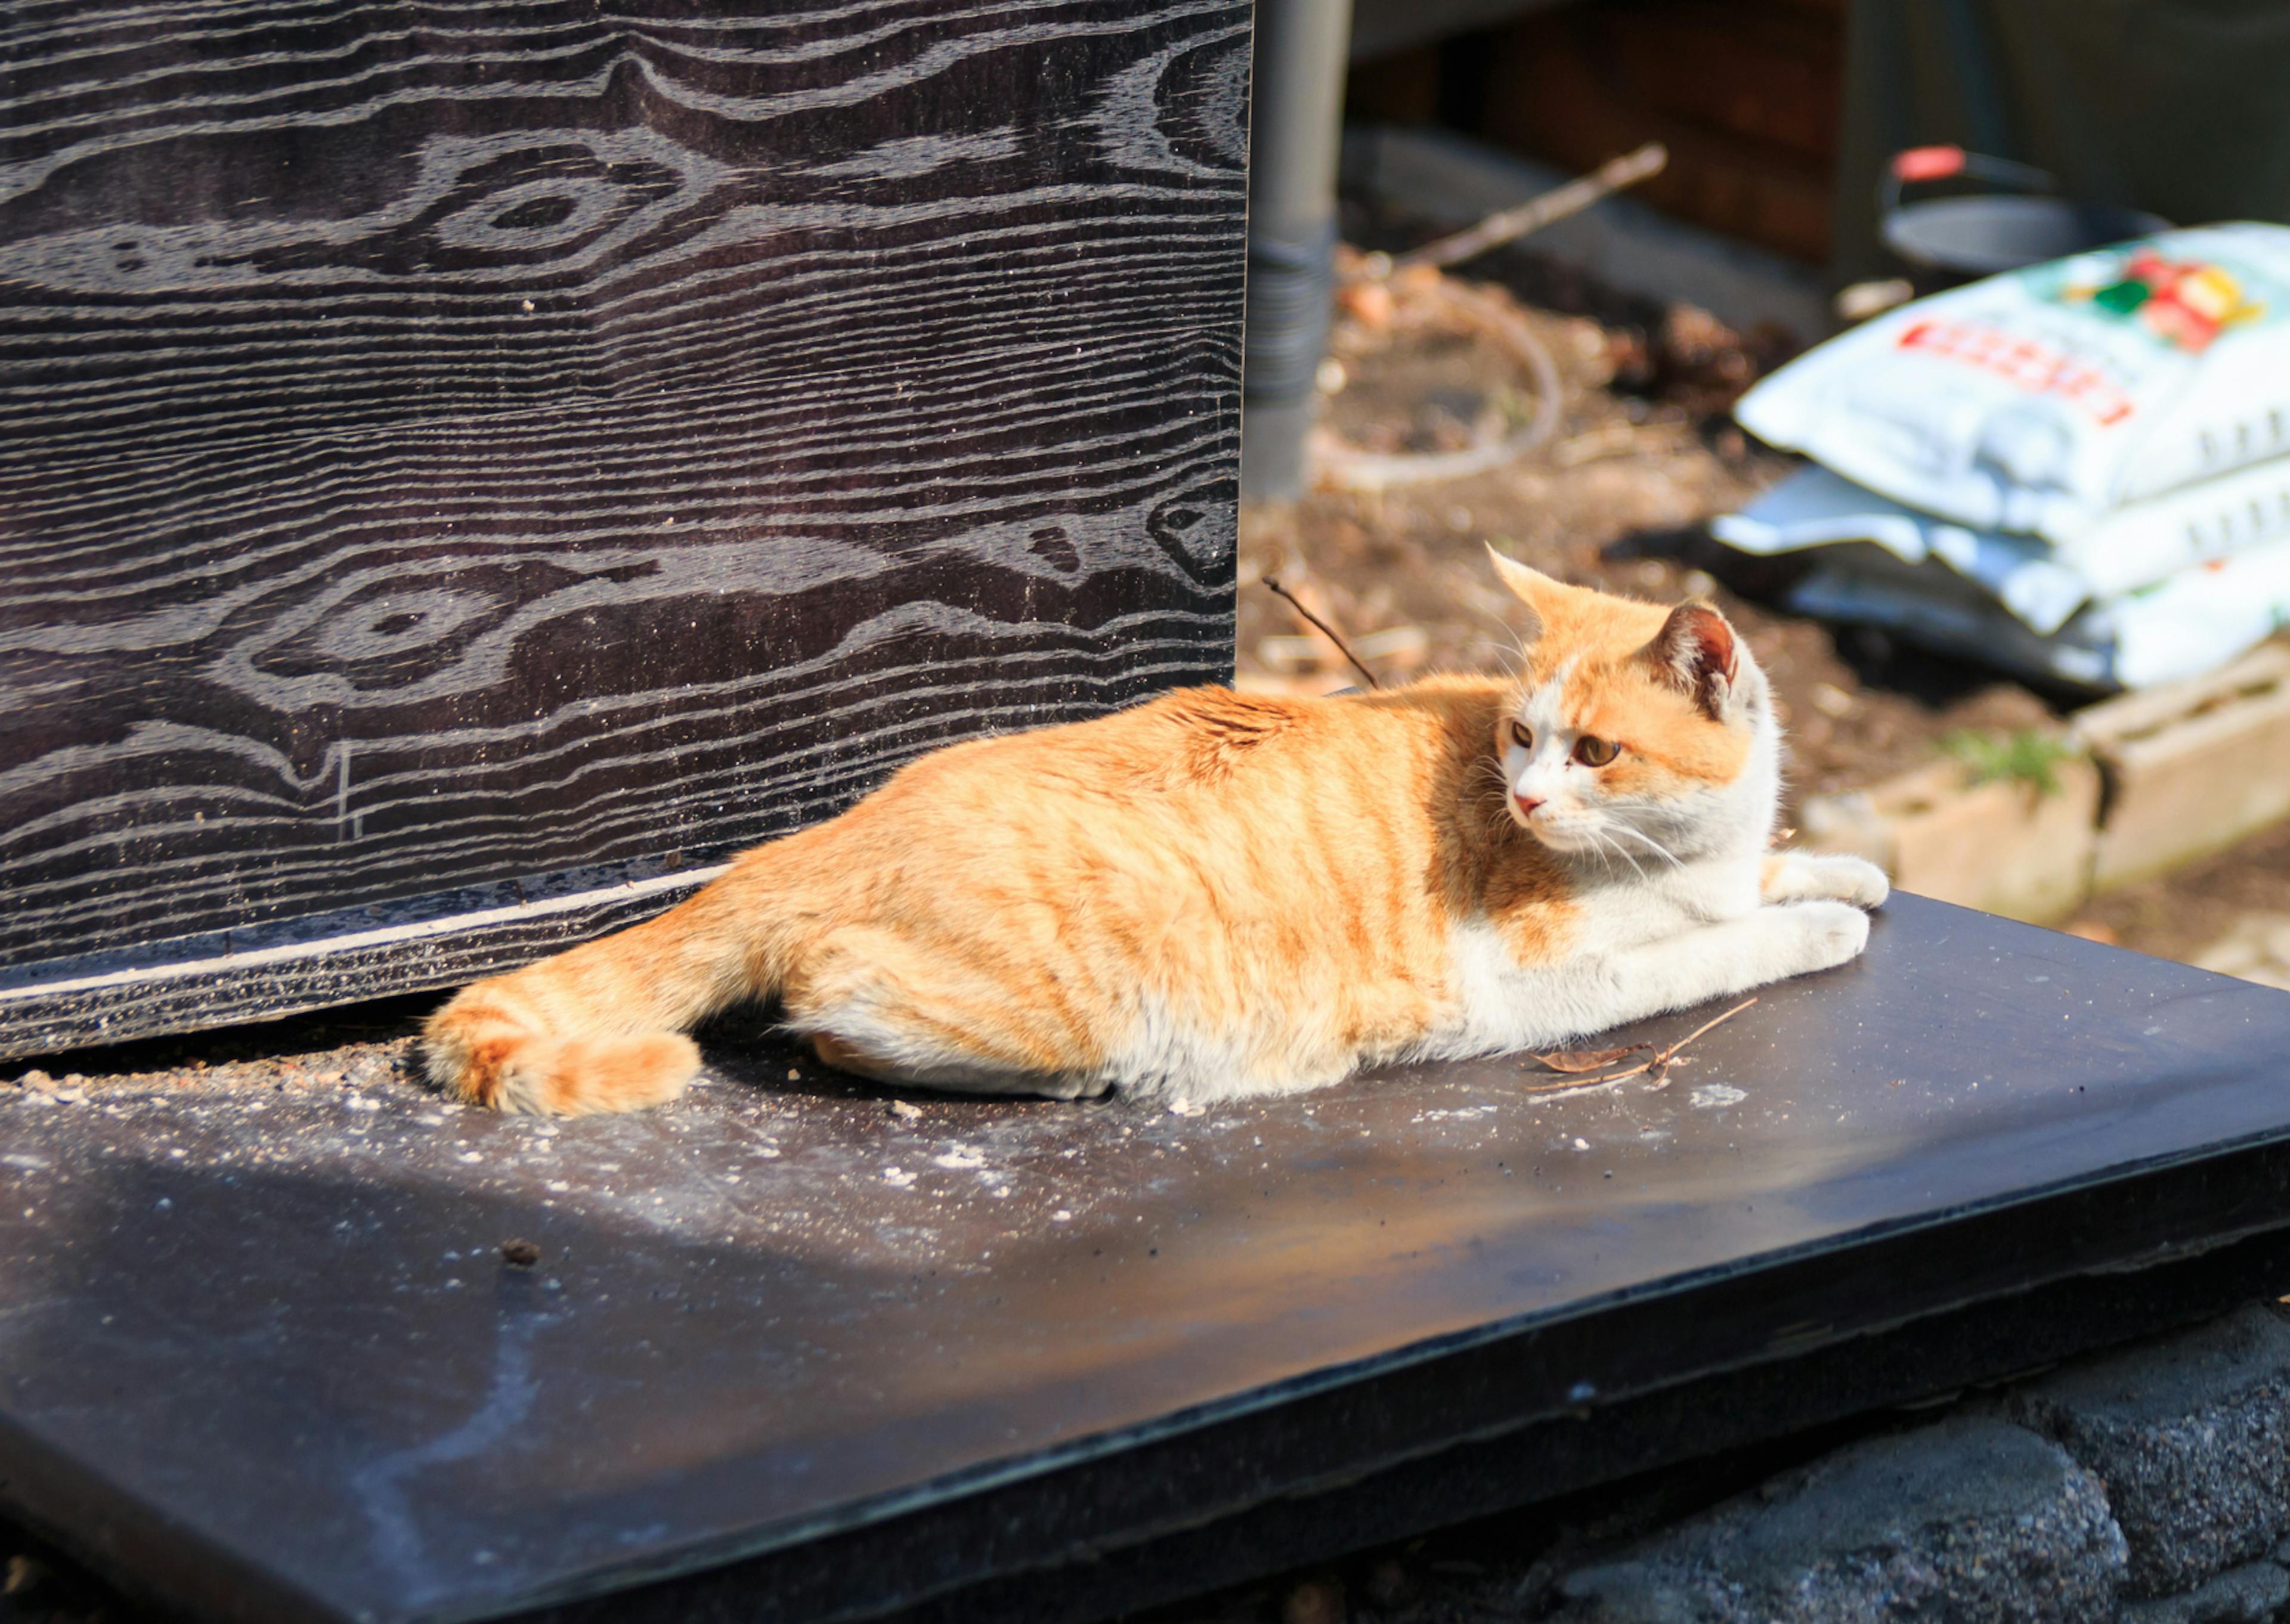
[423, 983, 701, 1115]
[1762, 852, 1890, 910]
[428, 1029, 701, 1115]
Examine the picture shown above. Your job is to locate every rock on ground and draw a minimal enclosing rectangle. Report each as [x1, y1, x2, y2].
[1551, 1417, 2126, 1623]
[2010, 1305, 2290, 1597]
[2116, 1560, 2290, 1624]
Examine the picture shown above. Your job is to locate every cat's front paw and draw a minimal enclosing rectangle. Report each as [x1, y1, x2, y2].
[1763, 852, 1890, 910]
[1771, 898, 1871, 976]
[1818, 855, 1889, 910]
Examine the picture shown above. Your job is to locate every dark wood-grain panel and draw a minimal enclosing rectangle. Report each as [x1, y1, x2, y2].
[0, 0, 1248, 1056]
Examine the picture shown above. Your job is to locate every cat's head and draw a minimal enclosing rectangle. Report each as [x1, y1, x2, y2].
[1486, 548, 1778, 863]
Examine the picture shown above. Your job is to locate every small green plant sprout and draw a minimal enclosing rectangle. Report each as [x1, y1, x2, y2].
[1938, 729, 2082, 797]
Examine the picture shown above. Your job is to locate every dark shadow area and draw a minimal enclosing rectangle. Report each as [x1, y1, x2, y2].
[0, 1522, 122, 1624]
[1604, 523, 2087, 716]
[1819, 622, 2091, 714]
[8, 993, 440, 1086]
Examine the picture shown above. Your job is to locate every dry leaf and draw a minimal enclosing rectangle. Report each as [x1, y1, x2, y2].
[1530, 1043, 1650, 1074]
[1520, 997, 1757, 1098]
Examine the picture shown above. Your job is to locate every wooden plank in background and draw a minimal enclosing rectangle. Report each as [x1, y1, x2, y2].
[0, 0, 1249, 1056]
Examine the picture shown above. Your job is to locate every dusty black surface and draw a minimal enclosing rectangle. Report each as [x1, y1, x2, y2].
[7, 897, 2290, 1624]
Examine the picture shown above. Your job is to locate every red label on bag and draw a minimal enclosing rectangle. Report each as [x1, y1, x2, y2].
[1896, 319, 2136, 426]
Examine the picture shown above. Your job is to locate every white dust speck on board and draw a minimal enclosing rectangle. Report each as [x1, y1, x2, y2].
[882, 1167, 917, 1189]
[1415, 1105, 1500, 1123]
[933, 1145, 986, 1169]
[1690, 1084, 1747, 1108]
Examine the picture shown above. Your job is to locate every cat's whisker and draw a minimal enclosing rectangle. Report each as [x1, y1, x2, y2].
[1471, 759, 1521, 838]
[1471, 612, 1534, 668]
[1610, 823, 1686, 870]
[1585, 824, 1646, 879]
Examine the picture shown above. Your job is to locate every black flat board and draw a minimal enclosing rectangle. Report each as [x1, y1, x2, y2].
[0, 0, 1247, 1057]
[7, 895, 2290, 1624]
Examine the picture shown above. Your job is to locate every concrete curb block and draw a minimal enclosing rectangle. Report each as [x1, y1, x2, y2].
[2075, 646, 2290, 893]
[1794, 640, 2290, 927]
[1797, 756, 2100, 925]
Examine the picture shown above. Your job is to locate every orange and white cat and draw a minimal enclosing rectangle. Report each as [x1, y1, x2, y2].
[423, 551, 1886, 1114]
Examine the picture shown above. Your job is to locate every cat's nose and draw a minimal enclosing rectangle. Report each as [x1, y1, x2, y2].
[1514, 794, 1545, 817]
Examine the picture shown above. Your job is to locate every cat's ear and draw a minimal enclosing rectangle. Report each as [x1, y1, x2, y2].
[1644, 602, 1742, 720]
[1485, 544, 1557, 641]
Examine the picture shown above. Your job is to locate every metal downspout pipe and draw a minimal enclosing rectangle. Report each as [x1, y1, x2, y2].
[1240, 0, 1354, 503]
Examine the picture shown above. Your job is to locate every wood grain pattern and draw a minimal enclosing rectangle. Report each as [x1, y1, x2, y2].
[0, 0, 1248, 1056]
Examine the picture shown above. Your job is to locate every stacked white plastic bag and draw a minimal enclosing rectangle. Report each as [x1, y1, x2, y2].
[1718, 225, 2290, 689]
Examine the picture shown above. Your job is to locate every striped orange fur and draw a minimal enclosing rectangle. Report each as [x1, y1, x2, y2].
[423, 552, 1885, 1113]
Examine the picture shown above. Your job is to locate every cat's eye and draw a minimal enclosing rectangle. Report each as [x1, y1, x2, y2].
[1573, 736, 1620, 767]
[1508, 720, 1533, 751]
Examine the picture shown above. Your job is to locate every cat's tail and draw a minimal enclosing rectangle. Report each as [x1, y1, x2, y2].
[421, 859, 788, 1116]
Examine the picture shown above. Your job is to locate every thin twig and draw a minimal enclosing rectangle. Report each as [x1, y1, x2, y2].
[1262, 575, 1380, 690]
[1521, 996, 1760, 1097]
[1521, 1065, 1651, 1096]
[1658, 994, 1762, 1060]
[1393, 142, 1668, 274]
